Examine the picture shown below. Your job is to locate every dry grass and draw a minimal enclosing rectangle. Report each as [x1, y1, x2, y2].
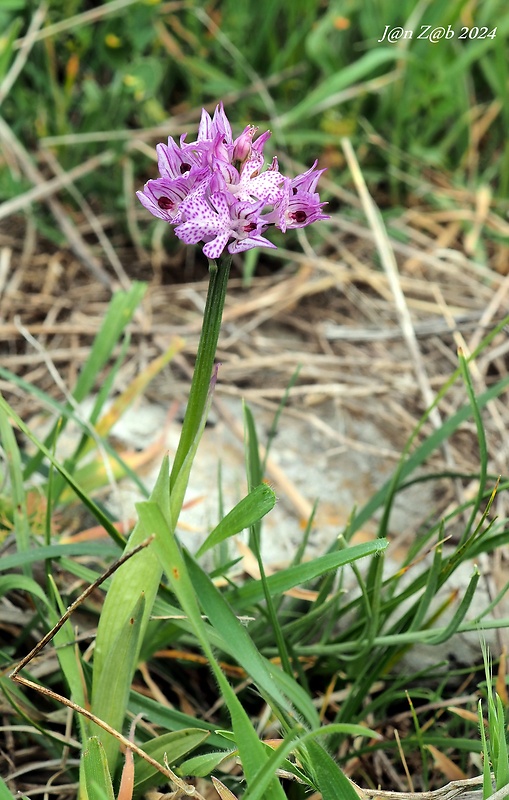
[1, 133, 508, 482]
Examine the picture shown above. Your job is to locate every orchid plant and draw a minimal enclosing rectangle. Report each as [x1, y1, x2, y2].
[137, 103, 328, 511]
[80, 105, 334, 799]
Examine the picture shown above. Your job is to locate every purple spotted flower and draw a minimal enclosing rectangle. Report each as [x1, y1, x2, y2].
[137, 103, 328, 258]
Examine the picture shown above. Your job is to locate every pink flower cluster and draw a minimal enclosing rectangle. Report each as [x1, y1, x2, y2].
[137, 103, 328, 259]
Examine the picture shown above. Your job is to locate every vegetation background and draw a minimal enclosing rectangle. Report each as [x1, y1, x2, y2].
[0, 1, 508, 799]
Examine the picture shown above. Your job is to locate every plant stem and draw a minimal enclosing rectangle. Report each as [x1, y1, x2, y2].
[169, 253, 232, 490]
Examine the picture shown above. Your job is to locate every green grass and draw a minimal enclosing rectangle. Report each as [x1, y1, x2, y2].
[1, 1, 509, 797]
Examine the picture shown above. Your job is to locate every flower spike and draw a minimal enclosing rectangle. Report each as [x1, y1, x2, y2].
[137, 104, 328, 257]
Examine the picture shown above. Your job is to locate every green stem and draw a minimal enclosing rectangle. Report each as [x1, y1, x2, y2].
[170, 253, 232, 490]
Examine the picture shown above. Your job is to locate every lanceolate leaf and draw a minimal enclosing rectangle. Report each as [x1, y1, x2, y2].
[195, 483, 276, 557]
[90, 593, 146, 771]
[134, 729, 210, 793]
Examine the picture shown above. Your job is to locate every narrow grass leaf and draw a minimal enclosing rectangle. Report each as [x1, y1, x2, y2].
[0, 365, 149, 498]
[88, 334, 132, 428]
[0, 395, 126, 547]
[458, 350, 488, 543]
[82, 737, 115, 800]
[178, 749, 236, 778]
[128, 691, 230, 749]
[264, 661, 320, 729]
[242, 723, 378, 800]
[262, 365, 301, 474]
[0, 541, 120, 571]
[478, 699, 492, 799]
[306, 739, 360, 800]
[182, 550, 309, 721]
[134, 729, 210, 793]
[69, 281, 147, 402]
[56, 334, 131, 500]
[428, 566, 481, 645]
[351, 371, 509, 538]
[47, 574, 88, 742]
[0, 406, 31, 574]
[195, 483, 276, 558]
[278, 49, 401, 128]
[409, 542, 442, 632]
[494, 695, 509, 788]
[243, 401, 263, 485]
[229, 539, 388, 609]
[0, 574, 54, 606]
[243, 402, 292, 673]
[0, 16, 23, 83]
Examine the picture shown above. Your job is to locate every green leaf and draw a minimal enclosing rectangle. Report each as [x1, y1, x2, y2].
[478, 698, 492, 800]
[82, 737, 115, 800]
[242, 723, 379, 800]
[0, 776, 14, 800]
[0, 406, 31, 574]
[0, 574, 54, 607]
[195, 483, 276, 557]
[178, 748, 236, 778]
[134, 729, 210, 793]
[0, 541, 120, 572]
[493, 694, 509, 788]
[0, 17, 23, 83]
[278, 49, 402, 128]
[182, 551, 303, 717]
[128, 691, 231, 750]
[228, 539, 389, 610]
[92, 456, 171, 729]
[47, 574, 88, 742]
[0, 364, 149, 500]
[428, 566, 480, 645]
[306, 739, 360, 800]
[351, 369, 509, 539]
[458, 350, 488, 543]
[90, 593, 146, 772]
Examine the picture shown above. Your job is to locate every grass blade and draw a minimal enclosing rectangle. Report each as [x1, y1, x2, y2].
[0, 404, 31, 575]
[229, 539, 388, 610]
[134, 729, 210, 793]
[458, 348, 488, 544]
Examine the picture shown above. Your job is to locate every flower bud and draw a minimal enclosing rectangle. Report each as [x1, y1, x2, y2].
[233, 125, 256, 167]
